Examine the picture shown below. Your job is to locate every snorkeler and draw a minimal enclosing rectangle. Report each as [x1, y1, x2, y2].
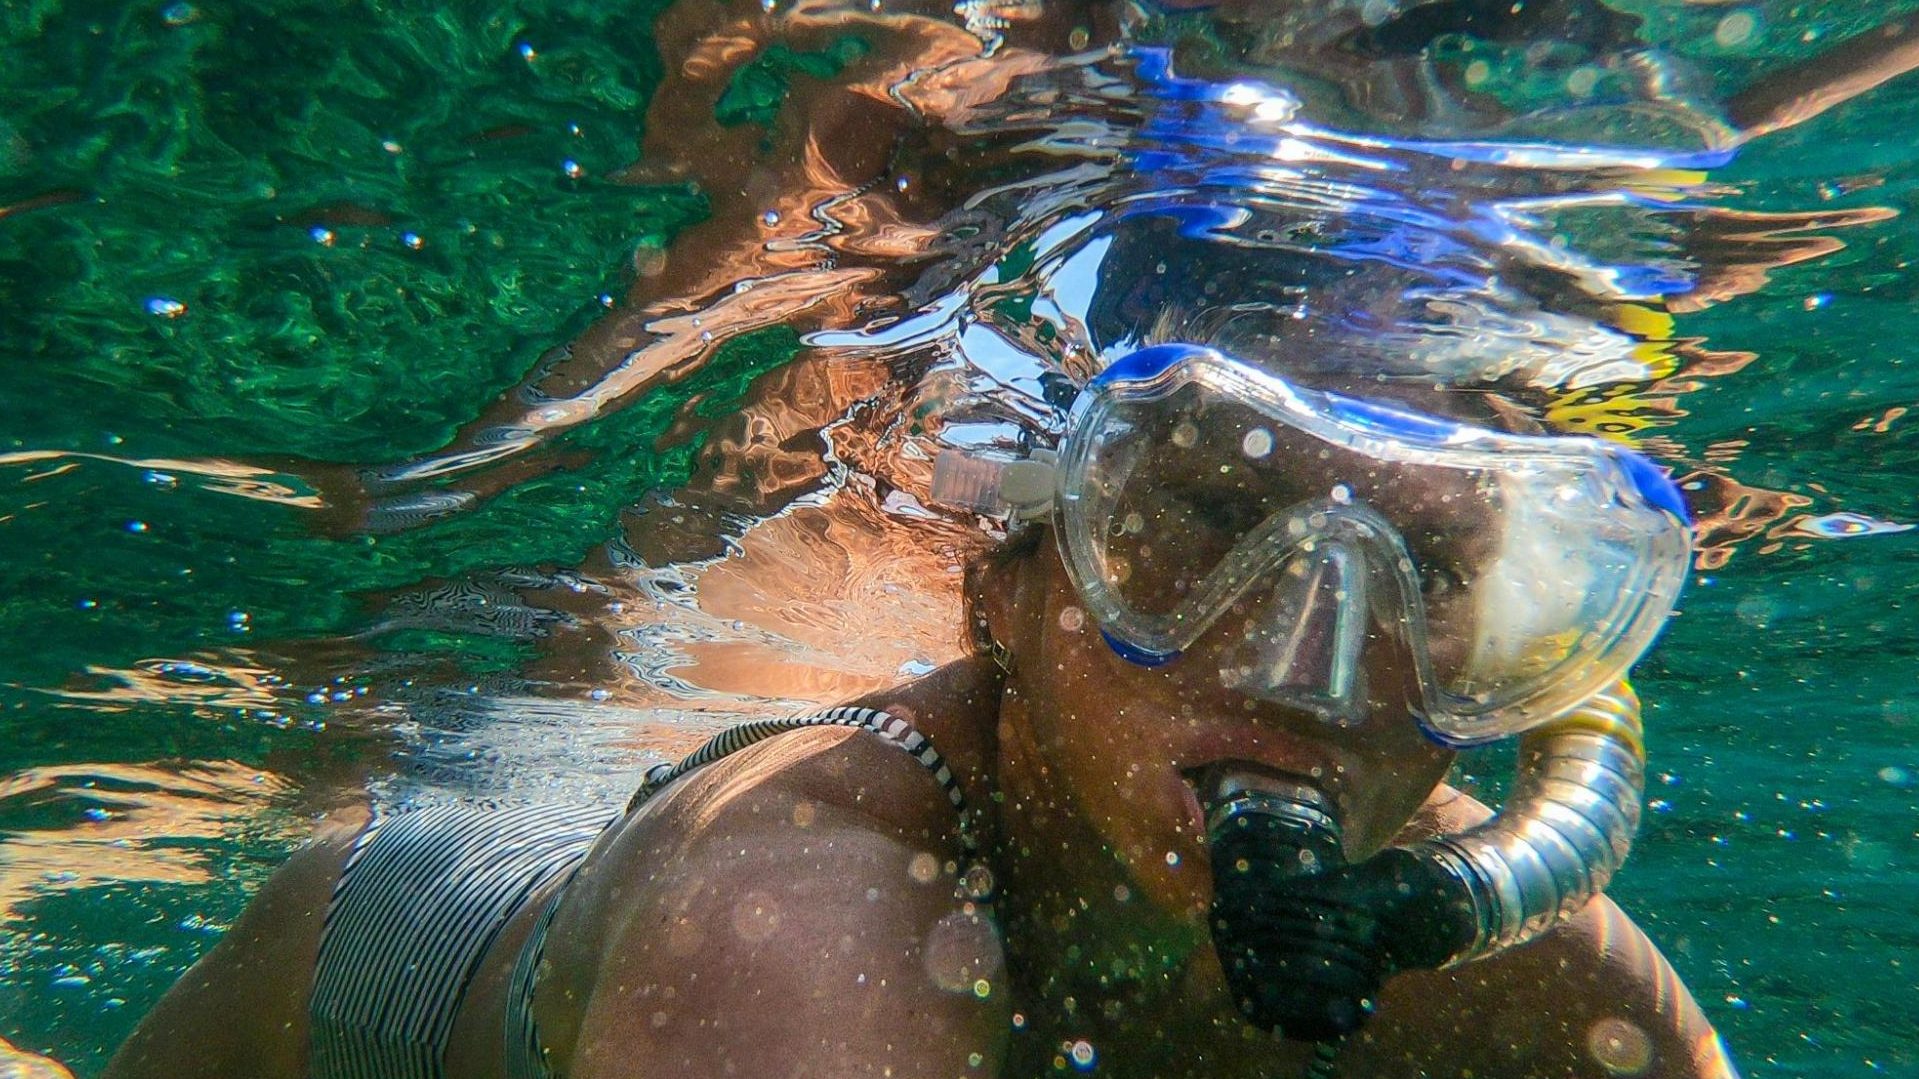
[100, 2, 1919, 1077]
[106, 338, 1736, 1079]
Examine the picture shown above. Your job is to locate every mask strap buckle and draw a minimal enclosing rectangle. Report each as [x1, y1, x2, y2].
[931, 448, 1057, 521]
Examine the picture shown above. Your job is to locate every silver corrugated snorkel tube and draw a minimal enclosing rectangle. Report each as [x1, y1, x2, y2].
[1205, 682, 1649, 1048]
[1413, 681, 1646, 963]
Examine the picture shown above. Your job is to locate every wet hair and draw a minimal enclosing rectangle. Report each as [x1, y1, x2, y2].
[961, 523, 1047, 656]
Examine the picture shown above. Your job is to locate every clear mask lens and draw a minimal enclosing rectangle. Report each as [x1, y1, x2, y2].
[1054, 345, 1691, 745]
[1217, 543, 1371, 726]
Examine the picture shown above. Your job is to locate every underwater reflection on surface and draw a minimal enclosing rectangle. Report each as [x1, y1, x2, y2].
[3, 0, 1919, 1074]
[0, 760, 291, 925]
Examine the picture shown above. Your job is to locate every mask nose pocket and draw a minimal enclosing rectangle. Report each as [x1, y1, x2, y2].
[1220, 542, 1370, 725]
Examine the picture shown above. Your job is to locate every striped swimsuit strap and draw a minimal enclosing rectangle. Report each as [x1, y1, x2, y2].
[627, 705, 990, 893]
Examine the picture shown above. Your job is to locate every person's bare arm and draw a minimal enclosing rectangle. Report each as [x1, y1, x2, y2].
[102, 809, 368, 1079]
[558, 727, 1012, 1078]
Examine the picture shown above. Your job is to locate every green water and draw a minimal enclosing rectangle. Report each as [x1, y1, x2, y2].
[3, 2, 1917, 1076]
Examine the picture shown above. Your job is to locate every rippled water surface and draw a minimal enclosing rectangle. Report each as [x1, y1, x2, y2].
[3, 1, 1918, 1075]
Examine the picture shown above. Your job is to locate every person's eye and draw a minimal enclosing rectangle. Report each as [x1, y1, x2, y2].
[1421, 563, 1470, 597]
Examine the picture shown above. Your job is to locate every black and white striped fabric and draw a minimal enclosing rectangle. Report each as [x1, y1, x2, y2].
[308, 707, 981, 1079]
[630, 706, 984, 872]
[309, 801, 613, 1079]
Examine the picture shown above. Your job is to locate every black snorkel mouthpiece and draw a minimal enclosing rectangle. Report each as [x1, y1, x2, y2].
[1204, 769, 1477, 1043]
[1205, 687, 1649, 1048]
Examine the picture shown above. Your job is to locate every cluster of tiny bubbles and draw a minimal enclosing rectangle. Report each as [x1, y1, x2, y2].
[1053, 1039, 1096, 1072]
[304, 675, 370, 706]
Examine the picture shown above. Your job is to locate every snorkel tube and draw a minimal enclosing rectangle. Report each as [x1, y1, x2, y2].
[1208, 683, 1645, 1040]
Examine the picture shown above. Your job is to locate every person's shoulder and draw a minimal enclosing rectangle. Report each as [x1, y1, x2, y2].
[553, 714, 1011, 1079]
[660, 705, 971, 831]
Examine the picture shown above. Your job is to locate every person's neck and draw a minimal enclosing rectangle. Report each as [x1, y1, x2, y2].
[856, 654, 1003, 803]
[988, 703, 1215, 1050]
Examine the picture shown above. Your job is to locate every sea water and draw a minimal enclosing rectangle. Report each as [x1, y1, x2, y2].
[2, 2, 1916, 1076]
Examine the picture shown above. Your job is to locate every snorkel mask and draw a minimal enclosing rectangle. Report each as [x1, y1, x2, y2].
[935, 344, 1690, 1038]
[934, 342, 1691, 747]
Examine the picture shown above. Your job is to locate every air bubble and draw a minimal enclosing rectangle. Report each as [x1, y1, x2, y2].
[1585, 1016, 1653, 1075]
[1714, 10, 1758, 48]
[908, 852, 941, 883]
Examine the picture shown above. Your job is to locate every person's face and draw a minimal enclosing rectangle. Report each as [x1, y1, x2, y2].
[988, 526, 1457, 928]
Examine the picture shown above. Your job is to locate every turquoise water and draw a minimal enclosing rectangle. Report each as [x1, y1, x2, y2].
[3, 2, 1917, 1075]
